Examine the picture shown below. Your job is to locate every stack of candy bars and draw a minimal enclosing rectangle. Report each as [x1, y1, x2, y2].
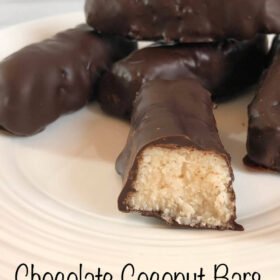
[1, 0, 280, 230]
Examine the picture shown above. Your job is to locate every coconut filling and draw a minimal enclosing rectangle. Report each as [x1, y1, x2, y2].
[125, 146, 236, 228]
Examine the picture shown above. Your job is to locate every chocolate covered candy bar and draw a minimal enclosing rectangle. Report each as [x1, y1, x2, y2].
[99, 36, 268, 119]
[0, 24, 136, 136]
[117, 80, 242, 230]
[85, 0, 280, 42]
[244, 35, 280, 172]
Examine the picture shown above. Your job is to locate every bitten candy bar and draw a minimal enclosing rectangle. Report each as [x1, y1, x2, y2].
[85, 0, 280, 42]
[117, 80, 242, 230]
[0, 24, 136, 136]
[244, 35, 280, 172]
[99, 36, 268, 119]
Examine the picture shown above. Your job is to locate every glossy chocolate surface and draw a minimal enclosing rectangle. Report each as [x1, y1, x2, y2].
[245, 35, 280, 172]
[85, 0, 280, 42]
[0, 24, 136, 136]
[99, 36, 268, 119]
[117, 80, 241, 230]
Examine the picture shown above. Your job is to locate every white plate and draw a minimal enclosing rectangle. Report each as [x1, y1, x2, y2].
[0, 12, 280, 280]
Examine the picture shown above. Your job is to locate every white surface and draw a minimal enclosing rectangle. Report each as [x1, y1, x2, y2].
[0, 0, 84, 28]
[0, 13, 280, 280]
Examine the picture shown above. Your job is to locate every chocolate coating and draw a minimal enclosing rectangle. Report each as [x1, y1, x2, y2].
[245, 35, 280, 172]
[85, 0, 280, 42]
[99, 36, 268, 119]
[117, 80, 242, 230]
[0, 24, 136, 136]
[117, 79, 230, 176]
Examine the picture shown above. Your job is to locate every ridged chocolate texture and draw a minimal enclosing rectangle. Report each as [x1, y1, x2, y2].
[85, 0, 280, 42]
[116, 80, 242, 230]
[0, 24, 136, 136]
[98, 36, 268, 119]
[244, 35, 280, 172]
